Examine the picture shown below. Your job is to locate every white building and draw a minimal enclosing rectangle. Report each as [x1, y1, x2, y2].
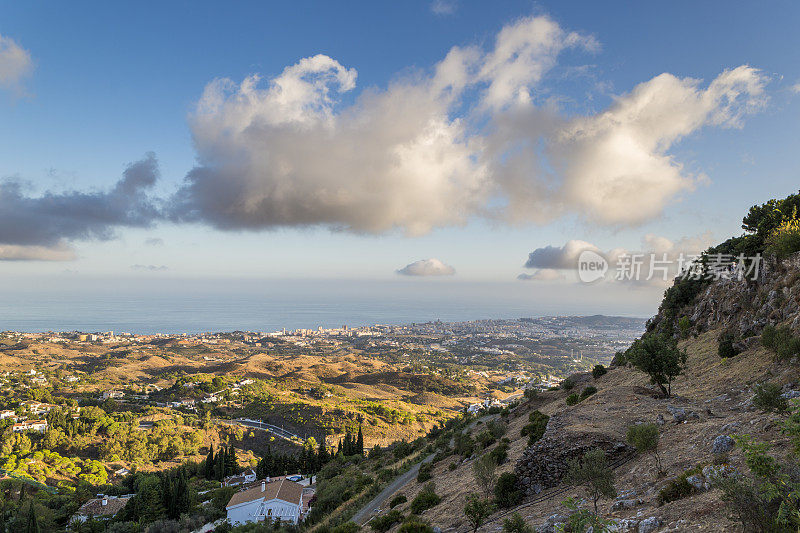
[224, 468, 257, 487]
[226, 479, 303, 526]
[12, 420, 48, 432]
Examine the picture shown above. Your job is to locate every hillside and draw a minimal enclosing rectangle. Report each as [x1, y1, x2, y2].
[349, 194, 800, 533]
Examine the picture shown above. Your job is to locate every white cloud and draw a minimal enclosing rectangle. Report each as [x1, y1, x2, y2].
[170, 16, 768, 236]
[792, 82, 800, 94]
[517, 269, 564, 281]
[396, 258, 455, 276]
[0, 34, 33, 93]
[430, 0, 457, 15]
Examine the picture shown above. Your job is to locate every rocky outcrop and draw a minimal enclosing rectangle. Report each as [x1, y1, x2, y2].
[670, 253, 800, 339]
[515, 416, 634, 495]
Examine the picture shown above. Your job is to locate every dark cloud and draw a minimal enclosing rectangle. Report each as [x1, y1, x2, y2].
[0, 153, 161, 260]
[524, 240, 599, 270]
[144, 237, 164, 246]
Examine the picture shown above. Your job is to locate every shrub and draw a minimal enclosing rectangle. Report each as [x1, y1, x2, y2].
[520, 411, 549, 446]
[502, 513, 532, 533]
[591, 365, 607, 379]
[580, 386, 597, 400]
[476, 430, 496, 449]
[565, 393, 580, 406]
[561, 378, 575, 391]
[523, 388, 538, 401]
[389, 494, 407, 508]
[410, 483, 441, 514]
[494, 472, 523, 508]
[766, 217, 800, 259]
[332, 523, 360, 533]
[762, 325, 800, 360]
[448, 462, 457, 471]
[626, 423, 662, 474]
[371, 510, 404, 533]
[486, 419, 507, 439]
[454, 431, 475, 458]
[398, 516, 434, 533]
[718, 332, 741, 358]
[417, 462, 433, 483]
[656, 472, 696, 505]
[678, 316, 691, 339]
[753, 382, 788, 413]
[488, 441, 509, 465]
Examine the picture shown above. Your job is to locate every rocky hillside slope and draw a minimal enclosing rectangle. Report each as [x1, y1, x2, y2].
[369, 253, 800, 533]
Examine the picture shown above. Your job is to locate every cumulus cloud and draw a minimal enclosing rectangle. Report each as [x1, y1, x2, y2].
[0, 153, 161, 260]
[517, 269, 564, 281]
[522, 232, 715, 285]
[168, 15, 766, 236]
[792, 82, 800, 94]
[0, 34, 33, 93]
[430, 0, 457, 15]
[396, 258, 455, 276]
[524, 239, 600, 269]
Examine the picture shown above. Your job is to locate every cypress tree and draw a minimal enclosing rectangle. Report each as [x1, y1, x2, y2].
[24, 503, 39, 533]
[204, 445, 215, 479]
[356, 426, 364, 456]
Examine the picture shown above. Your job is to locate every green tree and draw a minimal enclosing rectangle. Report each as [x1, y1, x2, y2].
[23, 504, 38, 533]
[565, 448, 616, 515]
[463, 494, 495, 533]
[472, 454, 497, 498]
[626, 333, 687, 397]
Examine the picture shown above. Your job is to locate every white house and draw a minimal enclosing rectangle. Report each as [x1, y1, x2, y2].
[71, 495, 131, 523]
[224, 468, 257, 487]
[226, 479, 303, 526]
[12, 419, 47, 433]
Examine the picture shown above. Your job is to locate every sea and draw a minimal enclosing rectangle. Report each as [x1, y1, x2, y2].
[0, 278, 657, 334]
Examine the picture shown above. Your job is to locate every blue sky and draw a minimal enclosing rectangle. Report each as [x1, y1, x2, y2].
[0, 1, 799, 315]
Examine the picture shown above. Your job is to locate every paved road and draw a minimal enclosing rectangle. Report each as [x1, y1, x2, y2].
[352, 413, 498, 526]
[218, 418, 302, 443]
[352, 452, 436, 526]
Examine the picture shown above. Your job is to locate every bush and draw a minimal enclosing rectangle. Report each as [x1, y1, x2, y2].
[397, 516, 434, 533]
[657, 471, 697, 505]
[625, 332, 687, 397]
[523, 388, 538, 401]
[476, 430, 496, 449]
[766, 217, 800, 259]
[678, 316, 691, 339]
[580, 386, 597, 400]
[565, 448, 616, 515]
[626, 423, 662, 474]
[561, 378, 575, 391]
[332, 523, 360, 533]
[753, 382, 788, 413]
[454, 431, 475, 458]
[565, 393, 580, 406]
[448, 462, 457, 471]
[488, 441, 509, 465]
[390, 494, 407, 508]
[520, 411, 549, 446]
[494, 472, 523, 508]
[718, 332, 741, 358]
[502, 513, 532, 533]
[762, 325, 800, 360]
[410, 483, 441, 514]
[464, 494, 495, 533]
[591, 365, 607, 379]
[417, 462, 433, 483]
[371, 510, 404, 533]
